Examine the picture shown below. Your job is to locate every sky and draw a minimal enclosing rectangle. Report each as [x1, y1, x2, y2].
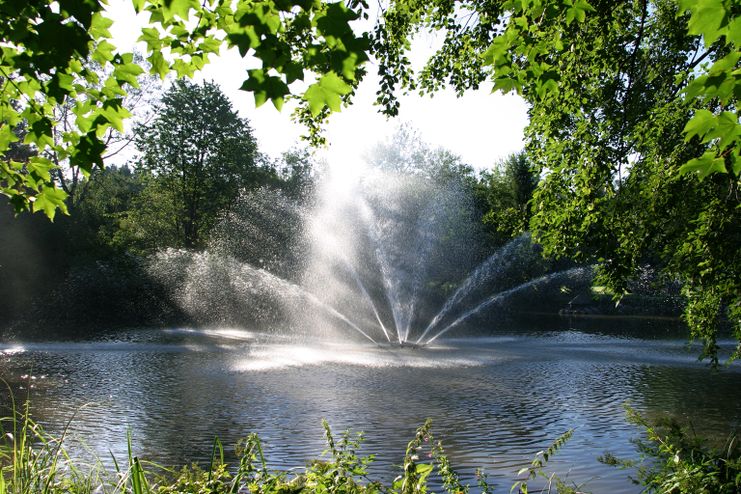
[105, 2, 529, 172]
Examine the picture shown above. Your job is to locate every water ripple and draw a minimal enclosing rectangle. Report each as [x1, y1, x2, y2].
[1, 328, 739, 494]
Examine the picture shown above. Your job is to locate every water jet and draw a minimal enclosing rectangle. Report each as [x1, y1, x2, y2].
[150, 166, 591, 345]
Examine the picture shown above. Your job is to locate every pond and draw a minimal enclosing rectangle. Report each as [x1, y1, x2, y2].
[1, 317, 740, 493]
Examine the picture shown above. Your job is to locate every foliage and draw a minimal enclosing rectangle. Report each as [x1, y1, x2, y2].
[0, 405, 579, 494]
[0, 0, 369, 219]
[371, 0, 741, 362]
[69, 165, 146, 254]
[134, 79, 270, 248]
[1, 0, 136, 219]
[373, 0, 739, 177]
[38, 54, 161, 214]
[0, 129, 312, 333]
[475, 152, 539, 244]
[368, 124, 478, 188]
[276, 147, 319, 201]
[0, 165, 187, 334]
[600, 407, 741, 494]
[511, 430, 579, 494]
[0, 395, 107, 494]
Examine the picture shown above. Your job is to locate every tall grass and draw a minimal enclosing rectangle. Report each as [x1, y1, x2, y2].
[0, 399, 579, 494]
[0, 393, 74, 494]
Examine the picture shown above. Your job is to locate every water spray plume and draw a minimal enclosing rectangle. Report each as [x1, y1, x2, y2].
[150, 169, 590, 347]
[423, 267, 590, 345]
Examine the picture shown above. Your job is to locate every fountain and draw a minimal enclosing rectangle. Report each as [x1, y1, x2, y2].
[149, 162, 590, 347]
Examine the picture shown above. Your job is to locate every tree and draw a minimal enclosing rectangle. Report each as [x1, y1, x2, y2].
[0, 0, 369, 219]
[368, 123, 479, 188]
[275, 147, 317, 200]
[71, 165, 145, 253]
[134, 79, 269, 248]
[475, 152, 539, 244]
[372, 0, 740, 362]
[45, 55, 161, 212]
[2, 0, 739, 360]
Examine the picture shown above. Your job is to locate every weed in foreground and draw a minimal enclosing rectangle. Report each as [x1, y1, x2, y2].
[1, 400, 579, 494]
[599, 405, 741, 494]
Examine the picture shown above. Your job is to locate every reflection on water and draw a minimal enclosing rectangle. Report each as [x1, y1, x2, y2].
[1, 323, 740, 493]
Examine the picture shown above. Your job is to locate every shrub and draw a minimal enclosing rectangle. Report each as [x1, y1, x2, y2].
[600, 406, 741, 494]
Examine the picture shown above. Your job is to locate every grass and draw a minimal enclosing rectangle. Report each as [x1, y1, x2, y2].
[0, 400, 581, 494]
[11, 396, 741, 494]
[8, 397, 737, 494]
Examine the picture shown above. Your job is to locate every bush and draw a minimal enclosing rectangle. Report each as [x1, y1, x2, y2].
[600, 407, 741, 494]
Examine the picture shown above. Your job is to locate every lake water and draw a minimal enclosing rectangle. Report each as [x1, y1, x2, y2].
[1, 318, 740, 493]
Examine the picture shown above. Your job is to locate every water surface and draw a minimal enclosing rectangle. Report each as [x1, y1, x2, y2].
[1, 322, 739, 493]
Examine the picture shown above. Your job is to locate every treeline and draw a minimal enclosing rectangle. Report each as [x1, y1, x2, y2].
[367, 124, 539, 250]
[0, 80, 316, 335]
[0, 80, 536, 336]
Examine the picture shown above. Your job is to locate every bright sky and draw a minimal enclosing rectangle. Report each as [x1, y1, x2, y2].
[106, 2, 529, 172]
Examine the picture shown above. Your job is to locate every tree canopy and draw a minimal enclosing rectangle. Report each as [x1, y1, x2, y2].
[0, 0, 739, 359]
[134, 79, 267, 248]
[0, 0, 368, 218]
[372, 0, 739, 361]
[474, 152, 538, 244]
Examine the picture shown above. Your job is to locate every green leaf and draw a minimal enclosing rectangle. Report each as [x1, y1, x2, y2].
[263, 10, 282, 35]
[284, 61, 304, 84]
[683, 75, 707, 100]
[70, 131, 106, 173]
[728, 16, 741, 45]
[172, 58, 196, 77]
[687, 0, 727, 46]
[226, 26, 261, 56]
[536, 73, 559, 99]
[98, 99, 132, 133]
[58, 72, 75, 92]
[683, 109, 715, 142]
[564, 0, 593, 25]
[341, 51, 361, 80]
[25, 115, 55, 148]
[732, 149, 741, 175]
[113, 59, 144, 87]
[101, 74, 127, 98]
[303, 72, 351, 116]
[679, 152, 727, 179]
[92, 40, 116, 63]
[240, 69, 290, 109]
[199, 37, 222, 54]
[315, 2, 357, 38]
[492, 76, 521, 94]
[148, 50, 168, 78]
[483, 36, 509, 66]
[161, 0, 200, 21]
[708, 52, 739, 75]
[0, 124, 19, 150]
[89, 11, 114, 39]
[706, 111, 740, 149]
[32, 184, 69, 220]
[139, 27, 163, 48]
[58, 0, 99, 29]
[27, 156, 54, 182]
[565, 7, 582, 24]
